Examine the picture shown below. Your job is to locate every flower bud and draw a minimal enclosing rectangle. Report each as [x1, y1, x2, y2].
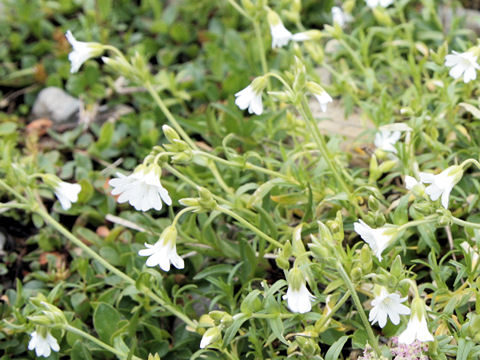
[148, 354, 161, 360]
[198, 187, 217, 211]
[351, 266, 363, 282]
[102, 56, 136, 80]
[199, 326, 221, 349]
[296, 336, 318, 356]
[162, 125, 181, 142]
[368, 195, 380, 211]
[378, 159, 397, 174]
[390, 255, 403, 279]
[372, 7, 392, 26]
[198, 314, 215, 328]
[292, 224, 306, 255]
[374, 211, 386, 227]
[178, 197, 200, 208]
[275, 254, 291, 270]
[360, 245, 372, 273]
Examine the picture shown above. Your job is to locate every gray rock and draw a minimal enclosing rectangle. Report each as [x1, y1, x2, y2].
[31, 87, 81, 124]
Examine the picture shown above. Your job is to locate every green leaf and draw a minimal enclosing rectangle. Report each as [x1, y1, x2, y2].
[269, 317, 287, 345]
[71, 340, 93, 360]
[95, 121, 114, 151]
[223, 314, 248, 346]
[193, 264, 233, 280]
[93, 302, 121, 343]
[0, 122, 17, 135]
[325, 335, 350, 360]
[457, 338, 474, 360]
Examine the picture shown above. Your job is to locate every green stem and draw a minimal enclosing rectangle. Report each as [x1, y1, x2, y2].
[335, 263, 380, 356]
[217, 205, 283, 248]
[253, 21, 274, 110]
[461, 158, 480, 171]
[35, 208, 196, 329]
[397, 215, 437, 232]
[225, 0, 251, 19]
[251, 313, 293, 319]
[452, 216, 480, 229]
[145, 82, 233, 194]
[315, 290, 350, 330]
[64, 324, 142, 360]
[163, 164, 232, 206]
[298, 98, 363, 216]
[0, 179, 29, 203]
[338, 38, 367, 73]
[192, 150, 298, 184]
[145, 81, 196, 150]
[172, 206, 196, 226]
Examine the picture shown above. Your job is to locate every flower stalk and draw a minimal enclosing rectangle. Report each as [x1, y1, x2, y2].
[64, 324, 143, 360]
[298, 98, 364, 216]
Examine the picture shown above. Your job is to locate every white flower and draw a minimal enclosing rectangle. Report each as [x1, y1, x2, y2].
[444, 50, 480, 83]
[235, 85, 263, 115]
[138, 226, 183, 272]
[283, 282, 315, 314]
[54, 181, 82, 210]
[28, 330, 60, 358]
[366, 0, 394, 8]
[109, 167, 172, 212]
[270, 22, 293, 49]
[353, 220, 396, 261]
[306, 81, 333, 112]
[419, 165, 463, 209]
[332, 6, 352, 27]
[374, 130, 401, 154]
[404, 175, 420, 190]
[398, 314, 434, 344]
[369, 288, 410, 328]
[313, 91, 333, 112]
[65, 30, 103, 73]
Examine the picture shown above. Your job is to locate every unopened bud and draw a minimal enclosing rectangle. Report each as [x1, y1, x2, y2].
[368, 195, 380, 211]
[372, 7, 392, 26]
[378, 160, 397, 174]
[162, 125, 181, 142]
[351, 267, 362, 282]
[199, 326, 221, 349]
[390, 255, 403, 279]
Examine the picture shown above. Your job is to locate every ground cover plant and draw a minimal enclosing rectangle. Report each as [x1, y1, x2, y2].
[2, 0, 480, 359]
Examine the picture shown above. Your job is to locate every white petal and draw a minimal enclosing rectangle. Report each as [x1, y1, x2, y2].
[405, 175, 418, 190]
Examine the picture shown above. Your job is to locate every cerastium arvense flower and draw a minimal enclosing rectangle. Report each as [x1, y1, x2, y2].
[4, 2, 480, 359]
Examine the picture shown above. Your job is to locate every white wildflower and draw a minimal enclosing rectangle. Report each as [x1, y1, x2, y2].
[419, 165, 463, 209]
[28, 330, 60, 358]
[109, 166, 172, 212]
[234, 76, 267, 115]
[398, 313, 434, 344]
[353, 220, 397, 261]
[369, 288, 410, 328]
[138, 226, 184, 272]
[53, 181, 82, 210]
[444, 50, 480, 83]
[65, 30, 104, 73]
[374, 130, 401, 154]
